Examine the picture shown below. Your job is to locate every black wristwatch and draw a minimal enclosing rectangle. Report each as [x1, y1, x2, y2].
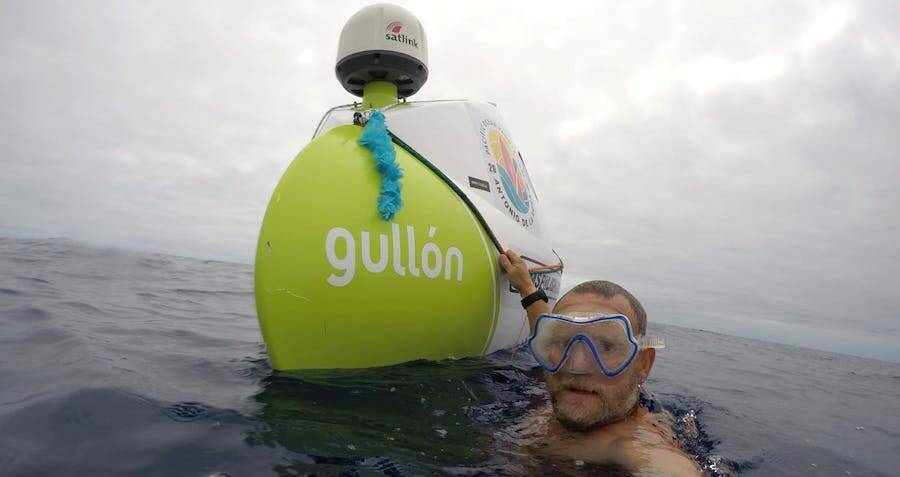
[520, 289, 548, 309]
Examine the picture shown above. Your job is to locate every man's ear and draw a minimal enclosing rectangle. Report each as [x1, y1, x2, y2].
[636, 348, 656, 384]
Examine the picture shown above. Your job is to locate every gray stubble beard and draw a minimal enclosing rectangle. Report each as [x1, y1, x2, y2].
[550, 372, 641, 432]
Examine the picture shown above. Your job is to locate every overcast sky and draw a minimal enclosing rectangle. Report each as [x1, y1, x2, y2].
[2, 1, 898, 360]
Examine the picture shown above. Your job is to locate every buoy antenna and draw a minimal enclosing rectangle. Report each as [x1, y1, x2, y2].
[335, 4, 429, 108]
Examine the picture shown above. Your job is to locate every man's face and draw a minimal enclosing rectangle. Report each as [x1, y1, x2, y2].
[543, 293, 653, 431]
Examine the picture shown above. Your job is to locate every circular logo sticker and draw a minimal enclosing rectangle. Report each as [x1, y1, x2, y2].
[479, 119, 535, 228]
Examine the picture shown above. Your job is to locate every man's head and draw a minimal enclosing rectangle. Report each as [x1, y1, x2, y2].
[543, 280, 655, 431]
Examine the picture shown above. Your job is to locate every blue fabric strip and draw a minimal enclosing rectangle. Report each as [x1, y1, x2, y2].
[359, 111, 403, 221]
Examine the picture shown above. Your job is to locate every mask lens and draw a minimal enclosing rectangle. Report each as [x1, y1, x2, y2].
[587, 320, 634, 370]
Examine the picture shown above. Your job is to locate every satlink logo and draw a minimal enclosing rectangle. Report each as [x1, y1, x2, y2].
[384, 22, 418, 48]
[325, 224, 463, 287]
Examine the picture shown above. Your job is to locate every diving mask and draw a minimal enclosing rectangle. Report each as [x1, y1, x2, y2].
[527, 312, 665, 376]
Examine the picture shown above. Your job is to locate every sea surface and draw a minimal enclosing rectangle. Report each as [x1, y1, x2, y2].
[1, 237, 898, 476]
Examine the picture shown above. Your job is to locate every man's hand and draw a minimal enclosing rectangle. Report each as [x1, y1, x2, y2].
[499, 250, 536, 297]
[499, 249, 549, 330]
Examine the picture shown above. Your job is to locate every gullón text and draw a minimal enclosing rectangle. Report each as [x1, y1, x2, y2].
[326, 224, 463, 287]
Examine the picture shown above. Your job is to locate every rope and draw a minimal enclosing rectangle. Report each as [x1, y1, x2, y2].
[353, 108, 563, 274]
[387, 131, 563, 275]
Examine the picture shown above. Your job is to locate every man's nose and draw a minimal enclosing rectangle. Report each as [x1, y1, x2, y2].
[563, 339, 597, 374]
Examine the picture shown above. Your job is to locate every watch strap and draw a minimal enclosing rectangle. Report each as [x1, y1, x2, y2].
[520, 289, 548, 309]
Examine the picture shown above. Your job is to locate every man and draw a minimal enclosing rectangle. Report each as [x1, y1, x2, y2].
[499, 250, 703, 476]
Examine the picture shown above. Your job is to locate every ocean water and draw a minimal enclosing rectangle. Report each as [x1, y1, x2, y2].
[1, 237, 898, 476]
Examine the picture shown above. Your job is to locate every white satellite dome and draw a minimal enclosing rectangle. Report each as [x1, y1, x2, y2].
[335, 3, 429, 98]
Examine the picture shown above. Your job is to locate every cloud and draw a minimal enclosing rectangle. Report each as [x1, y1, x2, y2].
[0, 0, 898, 342]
